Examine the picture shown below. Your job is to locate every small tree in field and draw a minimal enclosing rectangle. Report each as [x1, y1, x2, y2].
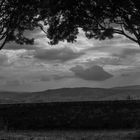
[0, 0, 140, 49]
[126, 95, 133, 100]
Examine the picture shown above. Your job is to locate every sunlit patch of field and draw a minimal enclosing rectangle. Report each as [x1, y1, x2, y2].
[0, 130, 139, 140]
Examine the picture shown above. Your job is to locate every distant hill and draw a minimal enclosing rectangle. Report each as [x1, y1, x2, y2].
[113, 85, 140, 90]
[0, 85, 140, 103]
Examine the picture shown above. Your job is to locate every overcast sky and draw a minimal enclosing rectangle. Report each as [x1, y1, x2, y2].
[0, 28, 140, 92]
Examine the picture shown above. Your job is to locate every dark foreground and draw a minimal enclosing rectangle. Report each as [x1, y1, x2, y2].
[0, 130, 140, 140]
[0, 100, 140, 130]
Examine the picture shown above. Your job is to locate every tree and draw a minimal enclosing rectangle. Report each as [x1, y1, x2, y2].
[126, 95, 133, 100]
[0, 0, 140, 49]
[0, 0, 39, 49]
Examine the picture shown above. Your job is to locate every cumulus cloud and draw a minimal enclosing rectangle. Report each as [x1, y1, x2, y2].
[70, 65, 113, 81]
[34, 47, 85, 62]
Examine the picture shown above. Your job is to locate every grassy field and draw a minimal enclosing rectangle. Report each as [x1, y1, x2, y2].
[0, 130, 140, 140]
[1, 100, 140, 130]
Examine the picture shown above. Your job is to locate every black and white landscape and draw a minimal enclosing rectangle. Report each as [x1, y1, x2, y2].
[0, 0, 140, 139]
[0, 85, 140, 104]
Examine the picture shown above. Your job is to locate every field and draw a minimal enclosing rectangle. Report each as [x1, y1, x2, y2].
[0, 100, 140, 140]
[1, 100, 140, 130]
[0, 130, 140, 140]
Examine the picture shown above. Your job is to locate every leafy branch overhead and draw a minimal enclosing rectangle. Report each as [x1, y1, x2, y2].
[0, 0, 140, 49]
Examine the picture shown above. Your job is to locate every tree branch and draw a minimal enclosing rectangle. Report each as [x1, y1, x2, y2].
[94, 17, 139, 44]
[113, 29, 138, 43]
[0, 35, 8, 50]
[37, 23, 47, 34]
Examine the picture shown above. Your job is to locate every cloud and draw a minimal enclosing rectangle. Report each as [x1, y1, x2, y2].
[0, 75, 5, 79]
[4, 43, 38, 50]
[34, 47, 85, 62]
[84, 57, 121, 67]
[0, 54, 8, 64]
[40, 76, 51, 82]
[120, 71, 140, 78]
[110, 48, 140, 67]
[5, 79, 22, 87]
[122, 48, 140, 56]
[114, 48, 140, 58]
[39, 74, 73, 82]
[121, 73, 131, 77]
[52, 74, 73, 80]
[0, 54, 10, 67]
[70, 65, 113, 81]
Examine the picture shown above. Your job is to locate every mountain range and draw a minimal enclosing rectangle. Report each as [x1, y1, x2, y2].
[0, 85, 140, 104]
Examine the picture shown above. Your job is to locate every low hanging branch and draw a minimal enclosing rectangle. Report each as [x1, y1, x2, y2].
[0, 35, 8, 50]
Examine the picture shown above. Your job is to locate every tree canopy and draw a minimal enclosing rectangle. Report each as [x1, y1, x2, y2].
[0, 0, 140, 49]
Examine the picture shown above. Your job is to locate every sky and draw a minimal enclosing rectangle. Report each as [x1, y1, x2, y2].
[0, 28, 140, 92]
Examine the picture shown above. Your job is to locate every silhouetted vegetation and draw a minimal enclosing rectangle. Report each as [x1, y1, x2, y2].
[0, 100, 140, 130]
[0, 0, 140, 49]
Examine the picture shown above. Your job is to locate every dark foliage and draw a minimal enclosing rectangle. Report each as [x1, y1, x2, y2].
[0, 0, 140, 49]
[0, 100, 140, 130]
